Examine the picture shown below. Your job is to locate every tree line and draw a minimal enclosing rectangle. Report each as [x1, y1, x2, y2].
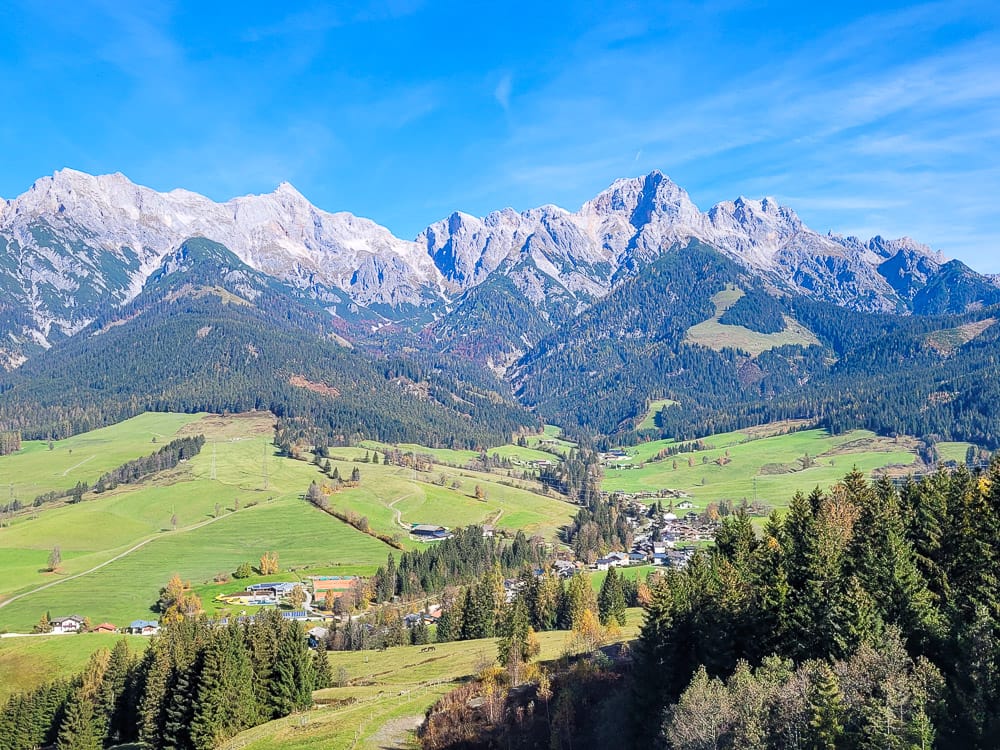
[369, 526, 546, 601]
[0, 611, 324, 750]
[93, 435, 205, 493]
[18, 435, 206, 514]
[626, 462, 1000, 748]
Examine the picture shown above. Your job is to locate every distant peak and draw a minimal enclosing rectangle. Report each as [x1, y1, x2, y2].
[274, 181, 307, 200]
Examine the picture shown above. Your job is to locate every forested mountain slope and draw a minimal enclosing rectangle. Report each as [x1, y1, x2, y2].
[0, 239, 536, 447]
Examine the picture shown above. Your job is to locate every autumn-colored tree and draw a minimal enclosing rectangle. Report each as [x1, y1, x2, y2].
[570, 608, 605, 654]
[288, 585, 307, 609]
[158, 574, 203, 623]
[259, 551, 279, 576]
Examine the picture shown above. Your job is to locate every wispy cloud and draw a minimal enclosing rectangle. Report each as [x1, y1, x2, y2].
[469, 1, 1000, 271]
[494, 73, 512, 111]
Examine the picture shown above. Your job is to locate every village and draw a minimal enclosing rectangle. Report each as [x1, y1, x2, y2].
[20, 499, 718, 644]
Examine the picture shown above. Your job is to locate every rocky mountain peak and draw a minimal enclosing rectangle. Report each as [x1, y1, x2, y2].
[580, 170, 702, 228]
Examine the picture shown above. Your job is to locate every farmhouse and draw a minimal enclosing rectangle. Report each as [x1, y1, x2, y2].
[92, 622, 117, 634]
[410, 523, 451, 540]
[307, 626, 329, 648]
[552, 560, 577, 578]
[128, 620, 161, 636]
[50, 615, 85, 634]
[676, 500, 694, 510]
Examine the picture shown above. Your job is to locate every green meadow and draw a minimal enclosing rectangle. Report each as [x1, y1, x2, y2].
[589, 564, 659, 593]
[0, 412, 203, 504]
[361, 439, 558, 468]
[0, 413, 575, 635]
[0, 632, 149, 701]
[637, 399, 680, 430]
[937, 441, 978, 464]
[603, 427, 921, 510]
[317, 446, 575, 545]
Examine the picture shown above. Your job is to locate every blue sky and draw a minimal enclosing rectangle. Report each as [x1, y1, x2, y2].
[1, 0, 998, 271]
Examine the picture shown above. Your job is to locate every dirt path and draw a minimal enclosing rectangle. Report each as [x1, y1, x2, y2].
[368, 714, 424, 750]
[60, 454, 96, 476]
[386, 491, 419, 529]
[0, 513, 228, 612]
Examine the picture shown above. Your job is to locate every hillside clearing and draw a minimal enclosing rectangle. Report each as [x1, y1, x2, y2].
[684, 286, 820, 355]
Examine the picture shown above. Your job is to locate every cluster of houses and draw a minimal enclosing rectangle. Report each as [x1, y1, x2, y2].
[46, 615, 161, 636]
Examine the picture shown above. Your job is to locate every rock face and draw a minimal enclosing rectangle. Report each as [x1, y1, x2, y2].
[0, 168, 978, 367]
[418, 172, 951, 321]
[0, 169, 443, 363]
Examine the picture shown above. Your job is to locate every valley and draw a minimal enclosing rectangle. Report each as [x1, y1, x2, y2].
[0, 169, 998, 750]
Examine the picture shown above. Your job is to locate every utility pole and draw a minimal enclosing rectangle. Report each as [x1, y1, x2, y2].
[210, 441, 217, 481]
[262, 444, 269, 490]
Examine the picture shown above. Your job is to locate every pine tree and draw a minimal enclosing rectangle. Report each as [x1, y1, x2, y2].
[191, 625, 258, 749]
[497, 598, 532, 670]
[808, 664, 845, 750]
[436, 593, 464, 643]
[597, 566, 627, 626]
[270, 623, 314, 717]
[95, 639, 133, 745]
[566, 571, 597, 629]
[313, 649, 333, 690]
[57, 693, 101, 750]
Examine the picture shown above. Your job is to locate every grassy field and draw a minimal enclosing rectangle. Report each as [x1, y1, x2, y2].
[937, 441, 977, 464]
[0, 412, 203, 506]
[361, 440, 558, 468]
[637, 399, 680, 430]
[0, 412, 575, 634]
[316, 446, 575, 545]
[684, 286, 820, 356]
[0, 413, 396, 631]
[603, 427, 922, 511]
[221, 607, 646, 750]
[590, 565, 659, 592]
[0, 632, 149, 701]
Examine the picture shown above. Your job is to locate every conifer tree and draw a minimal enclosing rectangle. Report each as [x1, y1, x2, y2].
[566, 571, 597, 629]
[497, 598, 532, 670]
[312, 649, 333, 690]
[808, 665, 845, 750]
[191, 625, 258, 749]
[597, 566, 627, 626]
[270, 623, 314, 717]
[436, 593, 464, 643]
[57, 692, 101, 750]
[95, 640, 133, 745]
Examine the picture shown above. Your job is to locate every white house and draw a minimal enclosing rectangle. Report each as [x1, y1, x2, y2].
[50, 615, 85, 634]
[128, 620, 161, 636]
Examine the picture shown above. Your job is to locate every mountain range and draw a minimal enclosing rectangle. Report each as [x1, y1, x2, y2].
[4, 168, 996, 368]
[2, 168, 999, 449]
